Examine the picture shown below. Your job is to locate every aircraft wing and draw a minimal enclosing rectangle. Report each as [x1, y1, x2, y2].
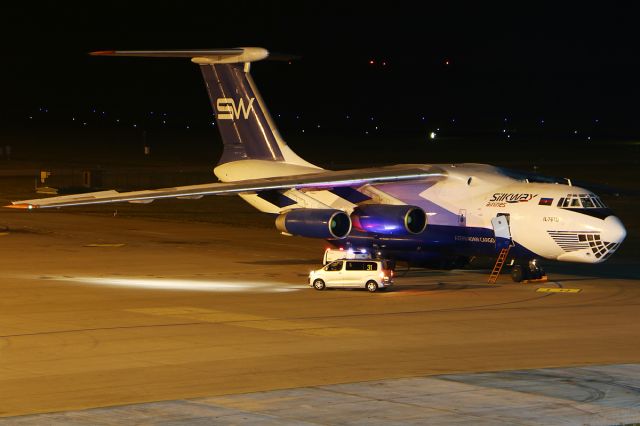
[8, 165, 446, 209]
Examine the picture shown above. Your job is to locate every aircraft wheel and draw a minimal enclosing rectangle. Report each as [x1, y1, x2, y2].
[511, 265, 524, 283]
[313, 279, 325, 290]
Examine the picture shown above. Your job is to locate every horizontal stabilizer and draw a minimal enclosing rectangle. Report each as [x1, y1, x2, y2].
[90, 48, 270, 64]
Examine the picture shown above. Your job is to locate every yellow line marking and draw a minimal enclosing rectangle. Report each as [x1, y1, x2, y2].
[127, 307, 263, 323]
[536, 287, 581, 293]
[127, 307, 371, 336]
[0, 232, 9, 236]
[85, 243, 126, 247]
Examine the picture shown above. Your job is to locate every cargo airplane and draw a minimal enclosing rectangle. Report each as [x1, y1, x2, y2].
[10, 47, 627, 281]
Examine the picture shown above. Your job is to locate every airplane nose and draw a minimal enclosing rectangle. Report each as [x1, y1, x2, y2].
[603, 215, 626, 244]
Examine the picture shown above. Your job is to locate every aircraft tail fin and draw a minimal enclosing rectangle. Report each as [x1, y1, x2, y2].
[91, 48, 318, 169]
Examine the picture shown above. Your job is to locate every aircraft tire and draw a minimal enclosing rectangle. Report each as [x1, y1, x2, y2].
[511, 265, 524, 283]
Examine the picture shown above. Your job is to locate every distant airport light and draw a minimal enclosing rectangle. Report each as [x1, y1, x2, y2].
[444, 59, 450, 65]
[429, 132, 436, 140]
[573, 130, 578, 134]
[369, 59, 375, 65]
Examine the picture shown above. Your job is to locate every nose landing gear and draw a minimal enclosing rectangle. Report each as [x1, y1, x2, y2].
[511, 259, 547, 283]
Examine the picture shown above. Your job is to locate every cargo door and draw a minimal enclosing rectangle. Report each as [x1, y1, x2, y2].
[491, 214, 513, 250]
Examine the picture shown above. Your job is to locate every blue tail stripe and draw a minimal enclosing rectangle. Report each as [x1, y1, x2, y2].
[200, 64, 284, 164]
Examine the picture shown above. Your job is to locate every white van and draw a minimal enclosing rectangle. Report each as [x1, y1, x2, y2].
[323, 248, 371, 265]
[309, 259, 394, 292]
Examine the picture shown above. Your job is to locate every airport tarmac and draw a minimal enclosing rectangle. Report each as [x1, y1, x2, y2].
[0, 205, 639, 423]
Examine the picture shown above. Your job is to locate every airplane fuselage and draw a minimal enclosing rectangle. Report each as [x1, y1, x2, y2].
[222, 161, 625, 267]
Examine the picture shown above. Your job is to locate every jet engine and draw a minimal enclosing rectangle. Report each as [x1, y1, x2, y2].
[351, 205, 427, 235]
[275, 209, 352, 239]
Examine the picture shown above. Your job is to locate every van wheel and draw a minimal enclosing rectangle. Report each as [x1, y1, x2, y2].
[313, 279, 326, 290]
[366, 281, 378, 292]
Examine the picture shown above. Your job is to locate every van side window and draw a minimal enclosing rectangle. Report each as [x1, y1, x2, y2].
[346, 261, 377, 271]
[326, 261, 343, 271]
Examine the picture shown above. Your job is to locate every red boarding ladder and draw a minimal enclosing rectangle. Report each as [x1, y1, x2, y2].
[488, 246, 511, 284]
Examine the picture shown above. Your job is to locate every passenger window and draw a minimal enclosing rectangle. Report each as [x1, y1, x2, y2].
[366, 262, 377, 271]
[326, 261, 343, 271]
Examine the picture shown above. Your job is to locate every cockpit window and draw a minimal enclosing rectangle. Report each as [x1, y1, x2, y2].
[557, 193, 607, 209]
[581, 197, 594, 208]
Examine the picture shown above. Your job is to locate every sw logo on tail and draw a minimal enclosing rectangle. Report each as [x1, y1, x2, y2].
[216, 97, 256, 120]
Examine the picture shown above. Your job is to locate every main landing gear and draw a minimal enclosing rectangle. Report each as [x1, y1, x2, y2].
[511, 259, 547, 283]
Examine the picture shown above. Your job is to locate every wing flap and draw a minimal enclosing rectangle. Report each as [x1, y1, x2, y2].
[9, 165, 446, 209]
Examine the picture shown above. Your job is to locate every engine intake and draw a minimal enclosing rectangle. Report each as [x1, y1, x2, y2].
[275, 209, 352, 239]
[351, 205, 427, 235]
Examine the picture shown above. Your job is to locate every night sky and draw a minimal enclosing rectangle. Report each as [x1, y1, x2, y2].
[2, 2, 640, 138]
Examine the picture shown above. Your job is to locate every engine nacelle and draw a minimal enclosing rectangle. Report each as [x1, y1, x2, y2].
[275, 209, 352, 239]
[351, 205, 427, 235]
